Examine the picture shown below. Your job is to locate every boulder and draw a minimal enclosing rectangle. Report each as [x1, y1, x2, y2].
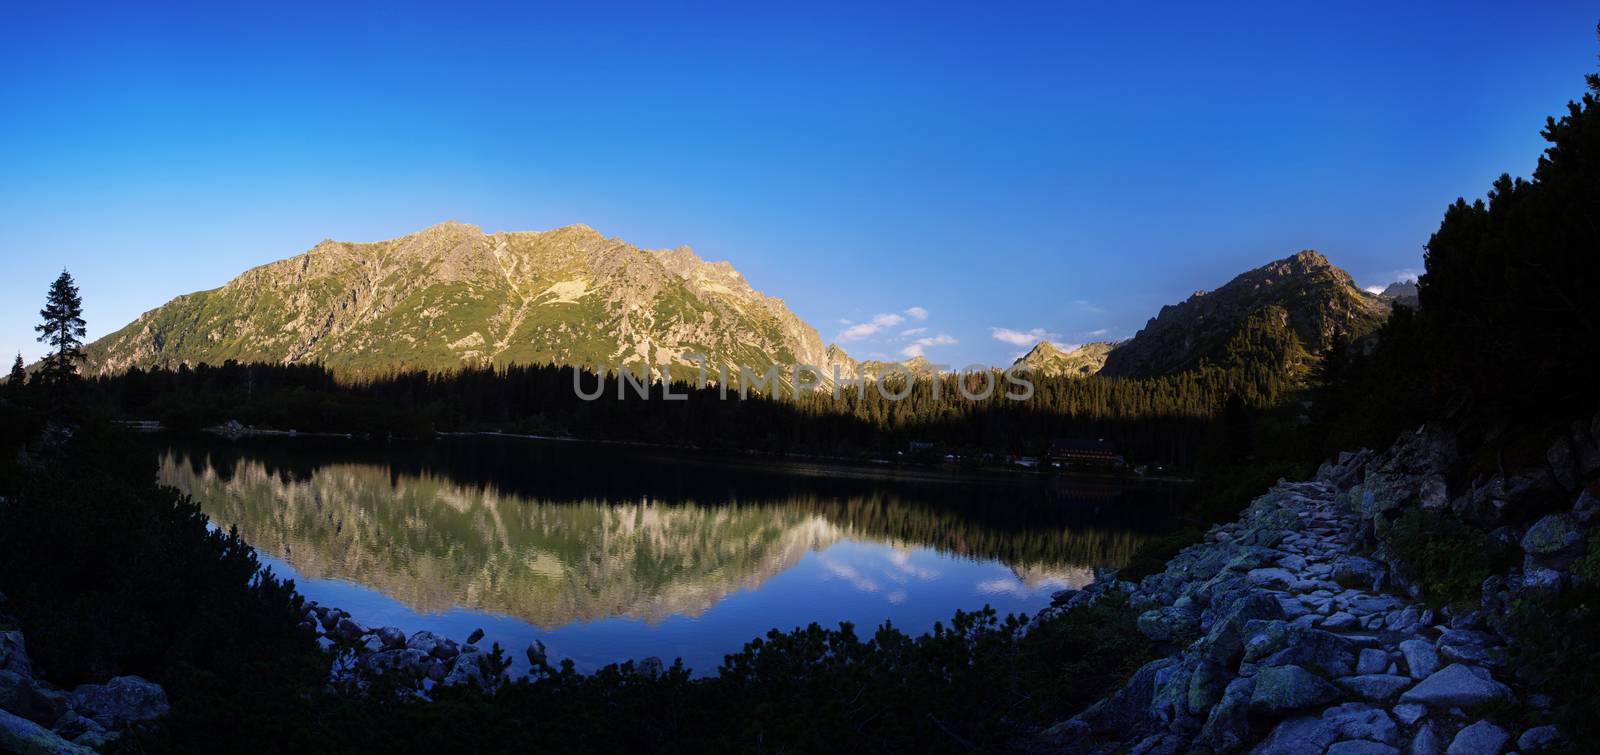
[1321, 702, 1400, 745]
[1515, 564, 1564, 601]
[1446, 720, 1509, 755]
[1399, 664, 1511, 710]
[1260, 627, 1357, 678]
[1326, 741, 1399, 755]
[1138, 605, 1199, 642]
[637, 657, 664, 678]
[1574, 488, 1599, 527]
[1252, 715, 1337, 755]
[0, 707, 93, 755]
[1336, 674, 1413, 702]
[1247, 568, 1297, 589]
[466, 628, 485, 645]
[1078, 658, 1174, 736]
[1357, 648, 1389, 675]
[405, 631, 442, 656]
[0, 631, 31, 677]
[1520, 513, 1583, 562]
[1196, 675, 1255, 752]
[1410, 721, 1444, 755]
[1204, 593, 1286, 664]
[376, 626, 407, 650]
[1516, 724, 1563, 752]
[1391, 702, 1426, 725]
[1248, 665, 1340, 715]
[1398, 639, 1440, 679]
[0, 670, 67, 727]
[334, 617, 368, 642]
[69, 675, 169, 728]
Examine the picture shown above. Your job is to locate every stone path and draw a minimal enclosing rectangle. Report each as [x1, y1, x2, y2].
[1046, 463, 1564, 754]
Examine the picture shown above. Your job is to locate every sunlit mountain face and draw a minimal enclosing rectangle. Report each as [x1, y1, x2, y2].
[155, 436, 1183, 673]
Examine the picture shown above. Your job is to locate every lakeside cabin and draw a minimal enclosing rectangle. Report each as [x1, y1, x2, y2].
[1047, 438, 1126, 469]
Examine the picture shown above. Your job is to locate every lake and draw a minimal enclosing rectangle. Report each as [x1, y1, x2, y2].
[152, 436, 1185, 676]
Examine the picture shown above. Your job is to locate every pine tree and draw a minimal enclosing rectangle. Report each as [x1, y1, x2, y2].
[6, 352, 24, 386]
[34, 270, 86, 385]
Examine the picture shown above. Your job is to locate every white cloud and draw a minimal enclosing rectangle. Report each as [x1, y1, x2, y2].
[837, 312, 907, 342]
[904, 306, 928, 320]
[1072, 299, 1107, 314]
[990, 326, 1060, 347]
[1364, 285, 1386, 295]
[1085, 328, 1109, 337]
[899, 327, 927, 337]
[899, 333, 957, 358]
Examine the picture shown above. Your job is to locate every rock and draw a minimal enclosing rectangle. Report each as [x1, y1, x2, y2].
[440, 650, 492, 688]
[1573, 487, 1600, 527]
[1205, 593, 1286, 664]
[637, 656, 664, 678]
[1323, 611, 1360, 630]
[0, 707, 94, 755]
[1336, 674, 1414, 702]
[0, 671, 67, 727]
[1252, 715, 1336, 755]
[1357, 648, 1389, 675]
[1327, 741, 1399, 755]
[1079, 658, 1174, 736]
[1419, 474, 1450, 510]
[0, 632, 31, 677]
[1410, 721, 1444, 755]
[1399, 664, 1512, 710]
[360, 648, 430, 677]
[1399, 639, 1440, 680]
[1247, 567, 1298, 589]
[1249, 665, 1341, 714]
[1546, 436, 1580, 492]
[1138, 605, 1199, 642]
[1196, 675, 1255, 752]
[1515, 565, 1563, 601]
[1321, 702, 1400, 745]
[1333, 557, 1388, 591]
[1242, 620, 1291, 663]
[1259, 627, 1358, 678]
[1391, 702, 1426, 725]
[405, 631, 443, 656]
[466, 628, 485, 645]
[1520, 513, 1583, 564]
[376, 626, 407, 649]
[334, 617, 368, 642]
[433, 639, 460, 661]
[1515, 724, 1563, 752]
[69, 675, 169, 728]
[526, 640, 547, 668]
[1447, 720, 1510, 755]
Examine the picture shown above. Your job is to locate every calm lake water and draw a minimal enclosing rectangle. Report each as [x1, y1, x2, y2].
[153, 436, 1185, 676]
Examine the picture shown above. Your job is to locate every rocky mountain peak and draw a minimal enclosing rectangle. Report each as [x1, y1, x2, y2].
[1098, 250, 1387, 378]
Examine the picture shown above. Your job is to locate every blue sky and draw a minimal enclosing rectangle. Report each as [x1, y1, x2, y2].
[2, 1, 1596, 367]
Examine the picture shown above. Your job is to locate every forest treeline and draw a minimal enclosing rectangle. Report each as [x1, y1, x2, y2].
[67, 302, 1315, 471]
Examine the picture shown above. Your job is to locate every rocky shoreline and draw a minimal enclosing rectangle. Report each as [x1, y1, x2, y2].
[1, 618, 168, 753]
[1038, 420, 1596, 754]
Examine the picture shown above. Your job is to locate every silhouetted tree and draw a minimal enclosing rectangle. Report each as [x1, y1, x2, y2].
[34, 270, 86, 385]
[6, 353, 23, 386]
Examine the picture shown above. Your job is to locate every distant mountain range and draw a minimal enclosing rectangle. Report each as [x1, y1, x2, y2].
[82, 225, 1407, 384]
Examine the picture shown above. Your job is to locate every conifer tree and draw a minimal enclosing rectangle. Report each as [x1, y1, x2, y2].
[34, 270, 86, 384]
[6, 352, 24, 386]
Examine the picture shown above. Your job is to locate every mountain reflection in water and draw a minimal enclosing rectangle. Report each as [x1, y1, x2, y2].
[154, 436, 1185, 673]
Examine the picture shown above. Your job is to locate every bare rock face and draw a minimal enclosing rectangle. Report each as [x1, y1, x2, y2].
[83, 221, 852, 383]
[1098, 250, 1390, 378]
[1011, 340, 1116, 378]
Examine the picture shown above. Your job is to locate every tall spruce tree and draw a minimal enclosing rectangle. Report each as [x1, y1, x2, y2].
[6, 352, 24, 386]
[35, 270, 86, 384]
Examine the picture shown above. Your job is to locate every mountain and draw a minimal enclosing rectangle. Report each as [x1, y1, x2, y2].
[84, 221, 854, 380]
[1098, 250, 1388, 378]
[1012, 341, 1116, 378]
[1377, 280, 1419, 308]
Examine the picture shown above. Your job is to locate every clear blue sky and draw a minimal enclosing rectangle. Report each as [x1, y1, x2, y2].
[2, 1, 1595, 366]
